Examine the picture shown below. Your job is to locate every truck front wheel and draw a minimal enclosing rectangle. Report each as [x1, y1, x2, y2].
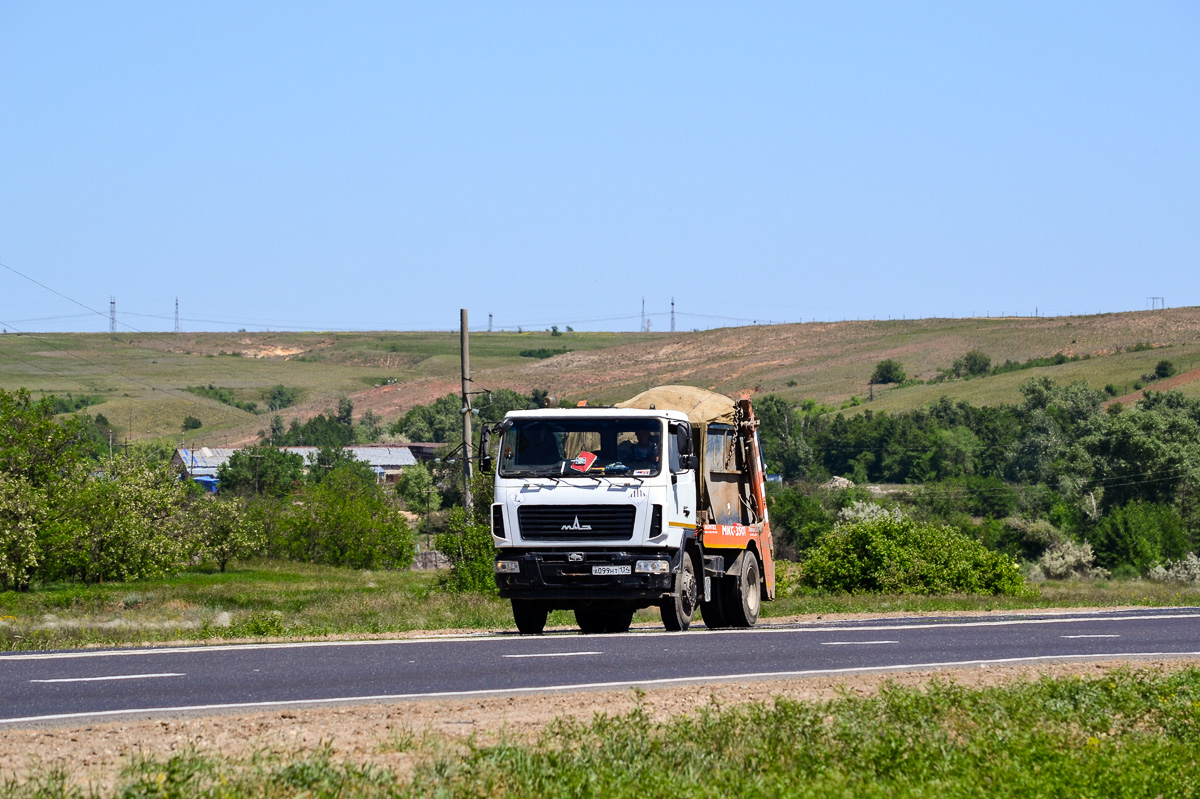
[512, 599, 549, 635]
[661, 553, 698, 632]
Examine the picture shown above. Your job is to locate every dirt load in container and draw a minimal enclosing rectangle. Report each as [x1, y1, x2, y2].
[488, 385, 774, 635]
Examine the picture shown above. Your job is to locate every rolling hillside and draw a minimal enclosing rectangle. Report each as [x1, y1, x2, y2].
[2, 308, 1199, 445]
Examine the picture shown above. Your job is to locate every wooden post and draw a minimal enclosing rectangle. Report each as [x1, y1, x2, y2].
[461, 308, 473, 514]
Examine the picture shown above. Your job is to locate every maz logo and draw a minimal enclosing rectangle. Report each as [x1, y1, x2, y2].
[561, 516, 593, 531]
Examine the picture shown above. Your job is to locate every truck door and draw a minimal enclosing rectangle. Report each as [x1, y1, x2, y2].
[667, 422, 698, 536]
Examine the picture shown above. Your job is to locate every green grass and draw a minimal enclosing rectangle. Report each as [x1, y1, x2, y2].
[409, 667, 1200, 798]
[6, 667, 1199, 797]
[861, 343, 1200, 415]
[0, 329, 655, 440]
[3, 560, 1199, 652]
[0, 560, 533, 651]
[766, 576, 1200, 617]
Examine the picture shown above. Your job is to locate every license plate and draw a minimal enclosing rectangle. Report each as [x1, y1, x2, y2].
[592, 565, 630, 576]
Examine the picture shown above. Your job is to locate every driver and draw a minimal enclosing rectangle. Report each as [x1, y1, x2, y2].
[624, 429, 660, 464]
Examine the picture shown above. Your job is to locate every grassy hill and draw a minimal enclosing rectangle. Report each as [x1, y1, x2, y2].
[2, 308, 1199, 445]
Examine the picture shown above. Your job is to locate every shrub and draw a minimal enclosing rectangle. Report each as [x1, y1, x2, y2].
[869, 359, 906, 385]
[519, 348, 571, 359]
[264, 384, 302, 411]
[962, 475, 1019, 518]
[279, 465, 414, 570]
[768, 488, 833, 555]
[800, 515, 1026, 595]
[837, 500, 901, 524]
[435, 507, 497, 593]
[985, 516, 1063, 561]
[1037, 540, 1108, 580]
[184, 384, 258, 413]
[1148, 553, 1200, 584]
[396, 462, 441, 514]
[39, 459, 190, 584]
[188, 497, 265, 572]
[1155, 360, 1177, 379]
[1087, 501, 1189, 575]
[950, 349, 991, 378]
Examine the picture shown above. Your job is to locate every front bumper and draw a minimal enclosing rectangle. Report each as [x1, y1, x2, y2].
[494, 549, 679, 603]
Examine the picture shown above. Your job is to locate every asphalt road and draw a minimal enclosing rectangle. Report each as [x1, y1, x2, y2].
[2, 607, 1199, 726]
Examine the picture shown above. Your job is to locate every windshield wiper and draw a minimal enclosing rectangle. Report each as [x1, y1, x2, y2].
[503, 470, 560, 480]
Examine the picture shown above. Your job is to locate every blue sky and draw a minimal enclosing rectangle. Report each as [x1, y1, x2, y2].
[2, 2, 1197, 333]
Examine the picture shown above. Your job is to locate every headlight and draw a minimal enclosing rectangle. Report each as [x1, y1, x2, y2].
[635, 559, 670, 574]
[495, 560, 521, 574]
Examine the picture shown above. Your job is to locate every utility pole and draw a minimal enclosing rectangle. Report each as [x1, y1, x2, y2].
[250, 451, 263, 495]
[460, 308, 473, 514]
[488, 313, 493, 332]
[670, 297, 676, 332]
[109, 296, 116, 334]
[425, 484, 435, 551]
[174, 298, 181, 333]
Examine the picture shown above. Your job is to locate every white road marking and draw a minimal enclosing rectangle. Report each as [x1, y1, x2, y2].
[30, 673, 184, 684]
[502, 651, 601, 659]
[0, 610, 1195, 663]
[821, 640, 898, 646]
[4, 651, 1199, 725]
[1062, 634, 1121, 639]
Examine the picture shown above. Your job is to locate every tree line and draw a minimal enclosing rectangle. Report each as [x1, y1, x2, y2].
[757, 377, 1200, 578]
[0, 388, 414, 591]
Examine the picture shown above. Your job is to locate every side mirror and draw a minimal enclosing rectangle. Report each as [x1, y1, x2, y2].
[672, 422, 694, 455]
[479, 425, 491, 453]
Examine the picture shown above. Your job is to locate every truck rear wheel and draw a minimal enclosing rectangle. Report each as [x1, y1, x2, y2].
[576, 607, 634, 634]
[661, 553, 697, 632]
[512, 599, 549, 635]
[724, 553, 761, 628]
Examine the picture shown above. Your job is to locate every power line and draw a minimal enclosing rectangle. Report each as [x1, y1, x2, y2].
[0, 261, 114, 322]
[0, 260, 320, 413]
[1, 257, 764, 333]
[1, 313, 95, 325]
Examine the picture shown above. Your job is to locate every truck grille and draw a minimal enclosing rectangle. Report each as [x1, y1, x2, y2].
[517, 505, 637, 541]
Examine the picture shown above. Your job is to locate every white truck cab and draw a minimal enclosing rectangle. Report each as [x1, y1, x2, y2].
[490, 388, 775, 635]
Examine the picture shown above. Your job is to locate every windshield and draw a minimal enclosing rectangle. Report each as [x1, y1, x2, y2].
[499, 418, 662, 478]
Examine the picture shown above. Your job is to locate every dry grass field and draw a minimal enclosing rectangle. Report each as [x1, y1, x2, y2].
[2, 307, 1199, 444]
